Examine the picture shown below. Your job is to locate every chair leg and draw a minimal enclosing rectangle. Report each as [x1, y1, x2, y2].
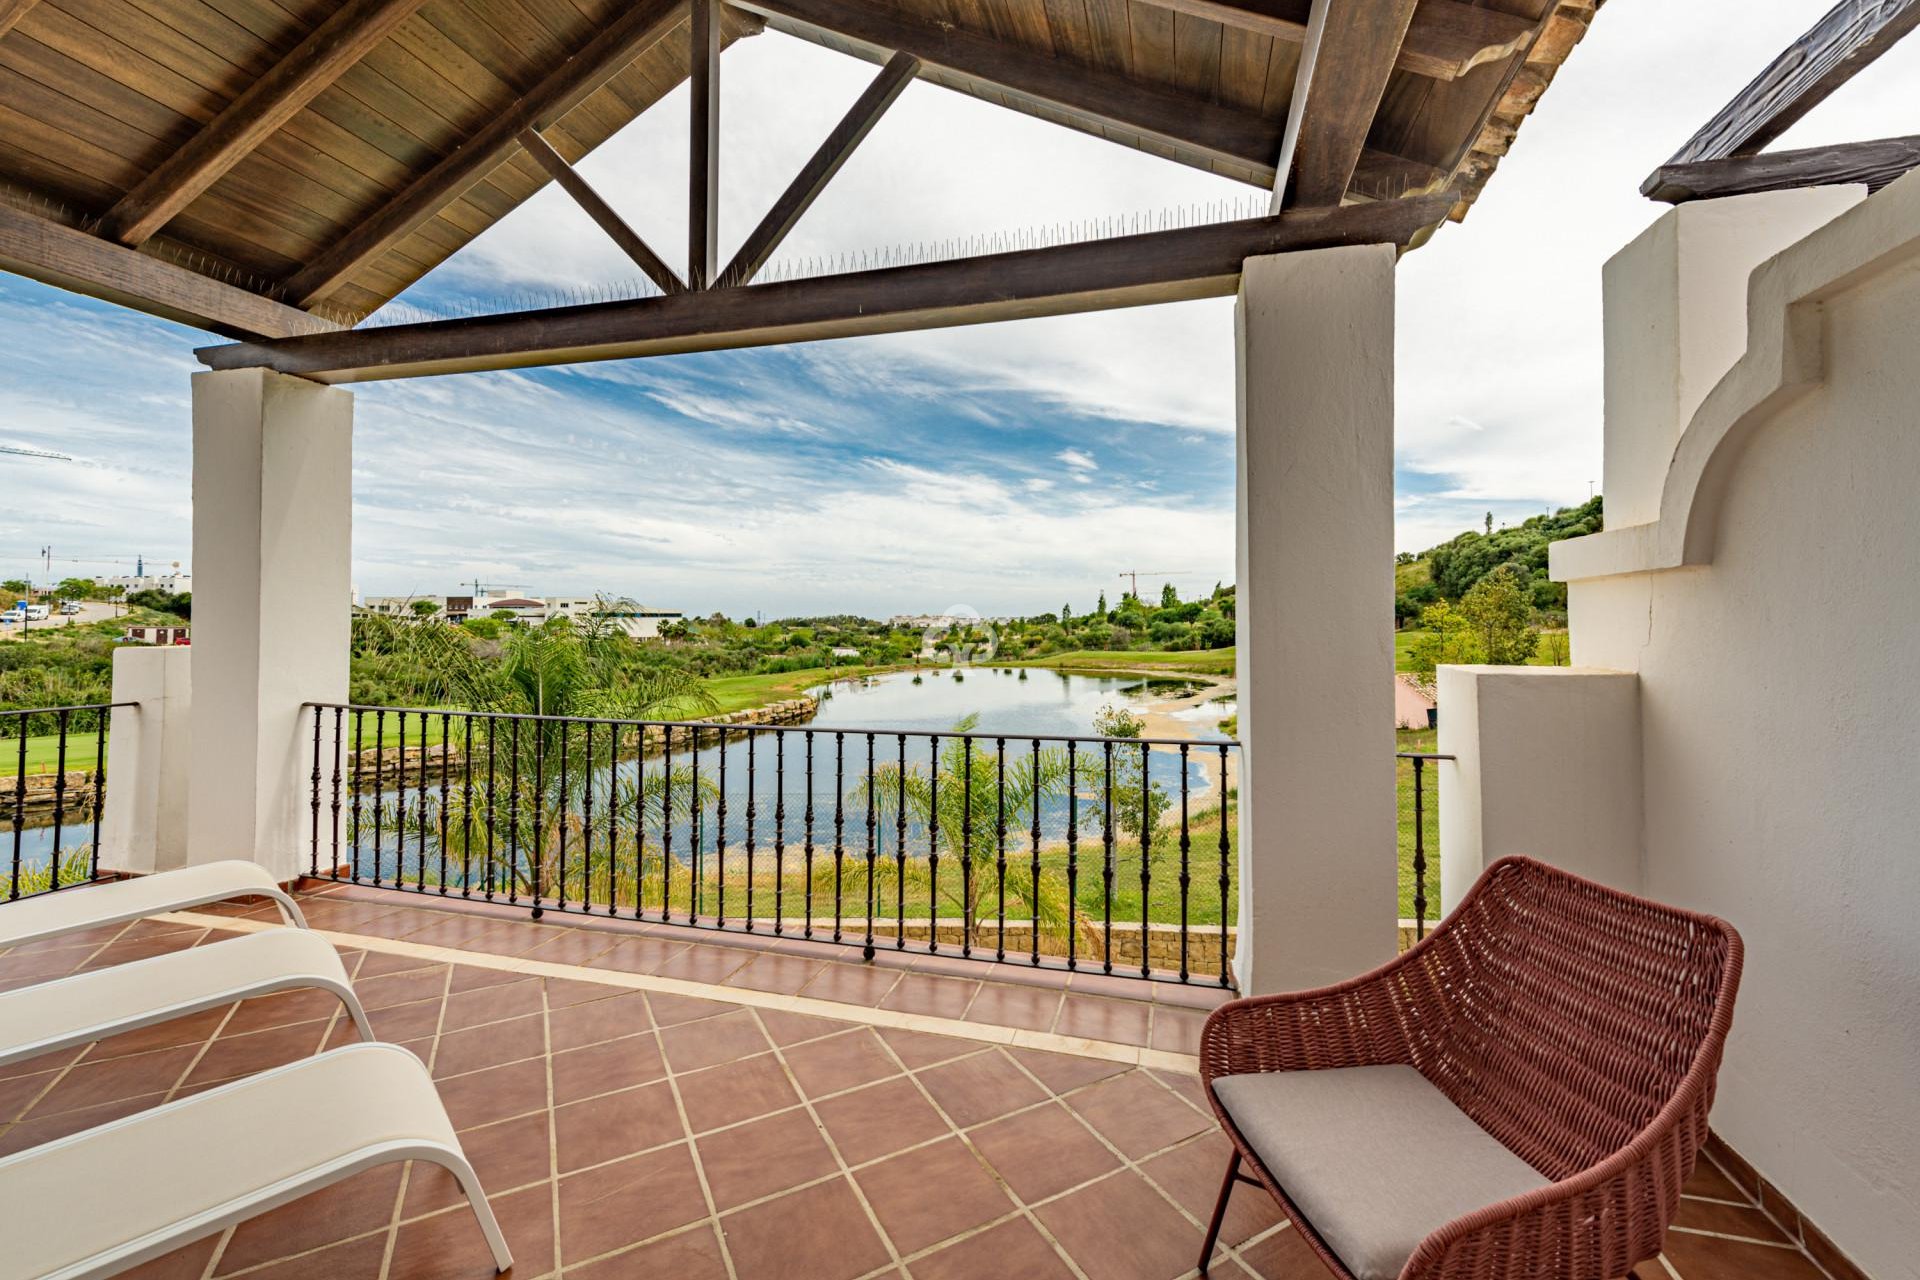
[1197, 1149, 1241, 1275]
[266, 888, 311, 930]
[432, 1147, 514, 1272]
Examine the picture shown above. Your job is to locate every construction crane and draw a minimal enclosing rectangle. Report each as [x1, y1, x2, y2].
[1, 444, 73, 461]
[1117, 569, 1191, 600]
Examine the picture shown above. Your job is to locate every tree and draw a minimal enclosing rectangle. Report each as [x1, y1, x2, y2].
[1060, 603, 1071, 626]
[1485, 511, 1494, 536]
[1460, 565, 1539, 665]
[1407, 601, 1480, 680]
[409, 598, 441, 617]
[1096, 591, 1107, 617]
[1091, 704, 1170, 840]
[1159, 582, 1179, 608]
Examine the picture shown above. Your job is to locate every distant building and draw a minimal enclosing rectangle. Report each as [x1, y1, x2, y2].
[101, 571, 192, 595]
[362, 594, 475, 623]
[123, 624, 189, 645]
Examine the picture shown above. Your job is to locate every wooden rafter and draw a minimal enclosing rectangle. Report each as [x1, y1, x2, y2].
[722, 51, 917, 287]
[196, 192, 1454, 382]
[281, 0, 693, 309]
[1644, 134, 1920, 204]
[688, 0, 720, 289]
[1272, 0, 1421, 210]
[0, 0, 40, 40]
[1138, 0, 1531, 80]
[93, 0, 429, 247]
[1654, 0, 1920, 178]
[517, 130, 683, 294]
[0, 203, 336, 340]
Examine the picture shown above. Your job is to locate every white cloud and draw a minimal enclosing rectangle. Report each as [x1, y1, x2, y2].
[1056, 448, 1098, 472]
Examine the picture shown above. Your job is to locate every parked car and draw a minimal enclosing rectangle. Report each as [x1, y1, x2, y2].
[59, 601, 82, 615]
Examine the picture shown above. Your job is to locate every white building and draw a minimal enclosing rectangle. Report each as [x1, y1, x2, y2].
[100, 570, 192, 595]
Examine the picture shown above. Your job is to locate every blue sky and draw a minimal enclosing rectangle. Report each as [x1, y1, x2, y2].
[4, 1, 1917, 617]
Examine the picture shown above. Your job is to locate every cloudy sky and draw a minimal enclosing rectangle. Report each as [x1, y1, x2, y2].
[4, 0, 1918, 617]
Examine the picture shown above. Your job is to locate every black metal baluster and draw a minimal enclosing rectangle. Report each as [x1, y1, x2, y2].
[506, 717, 520, 905]
[90, 710, 109, 884]
[371, 709, 386, 887]
[9, 716, 25, 900]
[1178, 742, 1191, 982]
[484, 718, 498, 901]
[533, 719, 550, 919]
[438, 712, 452, 894]
[690, 725, 702, 922]
[863, 732, 876, 961]
[556, 721, 570, 912]
[1065, 741, 1078, 972]
[459, 715, 473, 897]
[309, 706, 322, 876]
[994, 738, 1007, 962]
[417, 711, 431, 892]
[895, 733, 907, 950]
[662, 725, 674, 924]
[745, 728, 756, 930]
[329, 707, 343, 882]
[960, 740, 972, 960]
[1101, 739, 1114, 974]
[48, 710, 68, 888]
[582, 721, 595, 912]
[350, 710, 365, 884]
[1029, 737, 1041, 967]
[1219, 743, 1231, 986]
[927, 734, 939, 954]
[1139, 741, 1152, 979]
[1413, 755, 1429, 941]
[716, 725, 728, 926]
[773, 731, 785, 934]
[802, 731, 815, 938]
[832, 731, 844, 944]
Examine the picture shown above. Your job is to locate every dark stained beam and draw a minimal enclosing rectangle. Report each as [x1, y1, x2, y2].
[1137, 0, 1531, 80]
[0, 202, 338, 340]
[688, 0, 720, 289]
[94, 0, 428, 247]
[721, 50, 917, 287]
[517, 129, 684, 294]
[1656, 0, 1920, 177]
[0, 0, 40, 40]
[197, 191, 1454, 382]
[1272, 0, 1420, 210]
[282, 0, 693, 308]
[1645, 133, 1920, 204]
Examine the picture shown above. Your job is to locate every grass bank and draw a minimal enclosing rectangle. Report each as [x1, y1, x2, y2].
[1007, 649, 1235, 678]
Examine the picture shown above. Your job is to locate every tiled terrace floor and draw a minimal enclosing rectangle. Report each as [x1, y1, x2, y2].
[0, 882, 1848, 1280]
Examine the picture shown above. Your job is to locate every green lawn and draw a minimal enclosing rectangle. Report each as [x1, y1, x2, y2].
[1395, 726, 1442, 922]
[1, 731, 106, 777]
[1395, 629, 1428, 672]
[655, 664, 917, 720]
[1009, 649, 1235, 677]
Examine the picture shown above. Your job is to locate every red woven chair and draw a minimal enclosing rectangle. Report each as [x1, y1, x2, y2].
[1197, 856, 1742, 1280]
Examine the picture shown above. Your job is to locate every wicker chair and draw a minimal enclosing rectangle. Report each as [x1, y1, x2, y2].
[1197, 856, 1743, 1280]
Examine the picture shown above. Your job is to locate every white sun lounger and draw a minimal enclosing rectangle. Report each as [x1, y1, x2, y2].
[0, 928, 372, 1069]
[0, 1041, 512, 1280]
[0, 860, 309, 949]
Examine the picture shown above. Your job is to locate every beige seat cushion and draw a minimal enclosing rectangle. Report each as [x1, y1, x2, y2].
[1212, 1064, 1550, 1280]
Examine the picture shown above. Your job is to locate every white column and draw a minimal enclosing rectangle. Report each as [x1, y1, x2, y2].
[99, 646, 193, 876]
[1233, 245, 1398, 994]
[187, 369, 352, 882]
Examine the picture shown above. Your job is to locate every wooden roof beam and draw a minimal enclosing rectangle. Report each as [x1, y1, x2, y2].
[1651, 0, 1920, 184]
[722, 50, 917, 287]
[688, 0, 720, 289]
[0, 202, 338, 340]
[1272, 0, 1420, 210]
[282, 0, 697, 309]
[517, 129, 684, 294]
[0, 0, 41, 41]
[1140, 0, 1531, 81]
[1645, 133, 1920, 204]
[196, 192, 1454, 382]
[93, 0, 430, 247]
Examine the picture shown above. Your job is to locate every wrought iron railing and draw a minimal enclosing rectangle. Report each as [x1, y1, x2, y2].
[304, 703, 1239, 986]
[1396, 750, 1452, 941]
[5, 703, 129, 903]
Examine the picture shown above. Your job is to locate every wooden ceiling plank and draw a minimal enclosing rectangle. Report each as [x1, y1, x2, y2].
[1126, 0, 1529, 80]
[1645, 133, 1920, 204]
[281, 0, 691, 307]
[518, 125, 683, 293]
[1272, 0, 1419, 210]
[198, 191, 1454, 381]
[0, 201, 337, 338]
[721, 49, 917, 286]
[0, 0, 42, 40]
[95, 0, 430, 246]
[1658, 0, 1920, 172]
[688, 0, 718, 288]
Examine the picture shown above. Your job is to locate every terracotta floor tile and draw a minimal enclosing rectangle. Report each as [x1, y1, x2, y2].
[435, 1014, 547, 1079]
[547, 992, 651, 1051]
[353, 948, 442, 978]
[566, 1223, 730, 1279]
[81, 1009, 228, 1063]
[365, 997, 447, 1044]
[520, 928, 623, 968]
[542, 976, 623, 1010]
[917, 1050, 1047, 1128]
[0, 946, 95, 984]
[676, 1053, 801, 1133]
[1661, 1231, 1830, 1280]
[878, 973, 979, 1019]
[236, 1232, 389, 1280]
[813, 1076, 952, 1166]
[781, 1028, 900, 1098]
[222, 986, 353, 1038]
[1148, 1005, 1209, 1055]
[719, 1177, 893, 1280]
[759, 1008, 853, 1046]
[77, 934, 207, 971]
[724, 952, 828, 995]
[874, 1027, 981, 1071]
[963, 983, 1063, 1032]
[0, 1067, 58, 1123]
[908, 1217, 1077, 1280]
[554, 1081, 683, 1172]
[854, 1136, 1014, 1253]
[644, 990, 738, 1028]
[449, 964, 534, 995]
[28, 1045, 196, 1116]
[0, 1042, 83, 1083]
[1672, 1197, 1792, 1242]
[1065, 1071, 1211, 1159]
[1147, 1067, 1211, 1114]
[652, 943, 755, 985]
[1054, 994, 1155, 1047]
[392, 1181, 557, 1280]
[551, 1033, 666, 1106]
[0, 1093, 155, 1156]
[353, 966, 450, 1011]
[1011, 1047, 1131, 1096]
[696, 1107, 841, 1211]
[558, 1144, 707, 1262]
[1034, 1168, 1204, 1280]
[439, 1058, 550, 1131]
[1233, 1223, 1329, 1280]
[217, 1165, 402, 1273]
[1140, 1134, 1281, 1249]
[186, 1020, 331, 1087]
[585, 936, 692, 976]
[442, 978, 545, 1031]
[404, 1111, 556, 1215]
[969, 1099, 1123, 1202]
[113, 1232, 224, 1280]
[798, 961, 902, 1007]
[1683, 1159, 1748, 1201]
[658, 1008, 772, 1073]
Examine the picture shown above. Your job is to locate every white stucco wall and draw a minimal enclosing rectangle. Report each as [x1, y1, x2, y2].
[1556, 177, 1920, 1278]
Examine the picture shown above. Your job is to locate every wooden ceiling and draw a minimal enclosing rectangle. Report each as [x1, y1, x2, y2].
[0, 0, 1603, 346]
